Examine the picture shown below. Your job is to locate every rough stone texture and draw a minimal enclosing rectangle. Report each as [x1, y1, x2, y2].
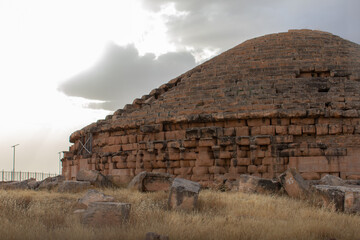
[278, 168, 310, 199]
[1, 178, 37, 190]
[76, 170, 113, 188]
[319, 174, 346, 186]
[237, 174, 281, 194]
[312, 185, 345, 211]
[145, 232, 169, 240]
[344, 191, 360, 214]
[78, 189, 115, 208]
[128, 171, 173, 192]
[61, 30, 360, 186]
[57, 180, 91, 193]
[168, 178, 201, 211]
[81, 202, 131, 227]
[37, 175, 65, 190]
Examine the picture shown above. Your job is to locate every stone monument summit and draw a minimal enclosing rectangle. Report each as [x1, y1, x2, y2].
[61, 29, 360, 186]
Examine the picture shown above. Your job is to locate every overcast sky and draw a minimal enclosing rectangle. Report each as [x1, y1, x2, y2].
[0, 0, 359, 174]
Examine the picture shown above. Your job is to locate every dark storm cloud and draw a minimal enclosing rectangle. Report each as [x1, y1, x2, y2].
[58, 43, 196, 110]
[142, 0, 360, 52]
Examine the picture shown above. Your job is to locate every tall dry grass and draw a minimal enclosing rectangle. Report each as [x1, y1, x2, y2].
[0, 188, 359, 240]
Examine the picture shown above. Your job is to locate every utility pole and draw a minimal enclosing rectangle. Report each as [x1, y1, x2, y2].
[11, 144, 19, 181]
[58, 151, 63, 175]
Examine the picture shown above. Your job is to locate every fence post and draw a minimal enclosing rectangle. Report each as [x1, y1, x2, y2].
[2, 169, 3, 182]
[20, 171, 21, 181]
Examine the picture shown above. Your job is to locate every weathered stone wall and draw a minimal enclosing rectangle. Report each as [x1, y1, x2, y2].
[62, 30, 360, 186]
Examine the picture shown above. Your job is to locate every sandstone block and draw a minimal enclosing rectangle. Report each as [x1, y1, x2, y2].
[238, 175, 281, 194]
[81, 202, 131, 227]
[319, 174, 346, 186]
[58, 181, 91, 193]
[127, 171, 173, 192]
[255, 137, 271, 145]
[76, 170, 113, 188]
[37, 175, 65, 190]
[312, 185, 345, 211]
[344, 191, 360, 214]
[275, 126, 287, 135]
[78, 189, 115, 208]
[288, 125, 302, 135]
[316, 124, 328, 135]
[168, 178, 201, 211]
[278, 168, 310, 199]
[301, 172, 321, 180]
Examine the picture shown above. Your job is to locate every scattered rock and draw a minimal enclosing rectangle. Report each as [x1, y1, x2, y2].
[78, 189, 115, 208]
[1, 178, 37, 190]
[312, 185, 345, 211]
[319, 175, 346, 186]
[145, 232, 169, 240]
[37, 175, 65, 190]
[57, 180, 91, 193]
[278, 168, 310, 199]
[168, 178, 201, 211]
[128, 171, 173, 192]
[76, 170, 113, 188]
[81, 202, 131, 227]
[237, 175, 281, 194]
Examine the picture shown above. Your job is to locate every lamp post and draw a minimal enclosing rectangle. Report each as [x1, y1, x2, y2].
[58, 151, 63, 175]
[11, 144, 19, 181]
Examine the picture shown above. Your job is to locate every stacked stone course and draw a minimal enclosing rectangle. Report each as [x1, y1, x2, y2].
[62, 30, 360, 186]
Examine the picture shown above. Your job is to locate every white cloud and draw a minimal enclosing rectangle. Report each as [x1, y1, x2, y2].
[58, 43, 196, 110]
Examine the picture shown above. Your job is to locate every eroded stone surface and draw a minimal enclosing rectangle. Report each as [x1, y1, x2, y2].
[278, 168, 310, 199]
[58, 180, 91, 193]
[237, 174, 281, 194]
[81, 202, 131, 227]
[168, 178, 201, 211]
[76, 170, 113, 188]
[78, 189, 115, 208]
[128, 171, 173, 192]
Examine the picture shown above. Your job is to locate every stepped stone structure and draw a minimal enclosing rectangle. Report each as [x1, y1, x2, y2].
[62, 30, 360, 186]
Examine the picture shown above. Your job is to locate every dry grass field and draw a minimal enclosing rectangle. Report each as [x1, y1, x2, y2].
[0, 188, 359, 240]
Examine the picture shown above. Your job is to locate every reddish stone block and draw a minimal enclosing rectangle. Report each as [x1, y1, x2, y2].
[288, 125, 302, 135]
[247, 118, 270, 127]
[316, 124, 328, 135]
[235, 126, 249, 136]
[329, 124, 343, 134]
[275, 126, 288, 135]
[248, 165, 257, 173]
[260, 126, 275, 135]
[255, 137, 271, 145]
[302, 125, 316, 134]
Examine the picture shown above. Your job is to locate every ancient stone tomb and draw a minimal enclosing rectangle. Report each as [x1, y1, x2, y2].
[62, 30, 360, 186]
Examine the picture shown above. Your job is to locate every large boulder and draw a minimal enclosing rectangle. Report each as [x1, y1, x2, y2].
[81, 202, 131, 227]
[78, 189, 115, 208]
[319, 175, 346, 186]
[168, 178, 201, 211]
[312, 185, 345, 211]
[278, 168, 310, 199]
[237, 175, 281, 194]
[128, 171, 173, 192]
[76, 170, 113, 188]
[37, 175, 65, 190]
[58, 180, 91, 193]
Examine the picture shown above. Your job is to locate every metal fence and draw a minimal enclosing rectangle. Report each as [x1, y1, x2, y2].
[0, 170, 58, 182]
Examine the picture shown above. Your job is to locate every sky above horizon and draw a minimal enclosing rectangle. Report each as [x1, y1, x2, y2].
[0, 0, 359, 174]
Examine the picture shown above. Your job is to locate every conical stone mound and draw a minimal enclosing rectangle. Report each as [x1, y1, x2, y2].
[63, 30, 360, 186]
